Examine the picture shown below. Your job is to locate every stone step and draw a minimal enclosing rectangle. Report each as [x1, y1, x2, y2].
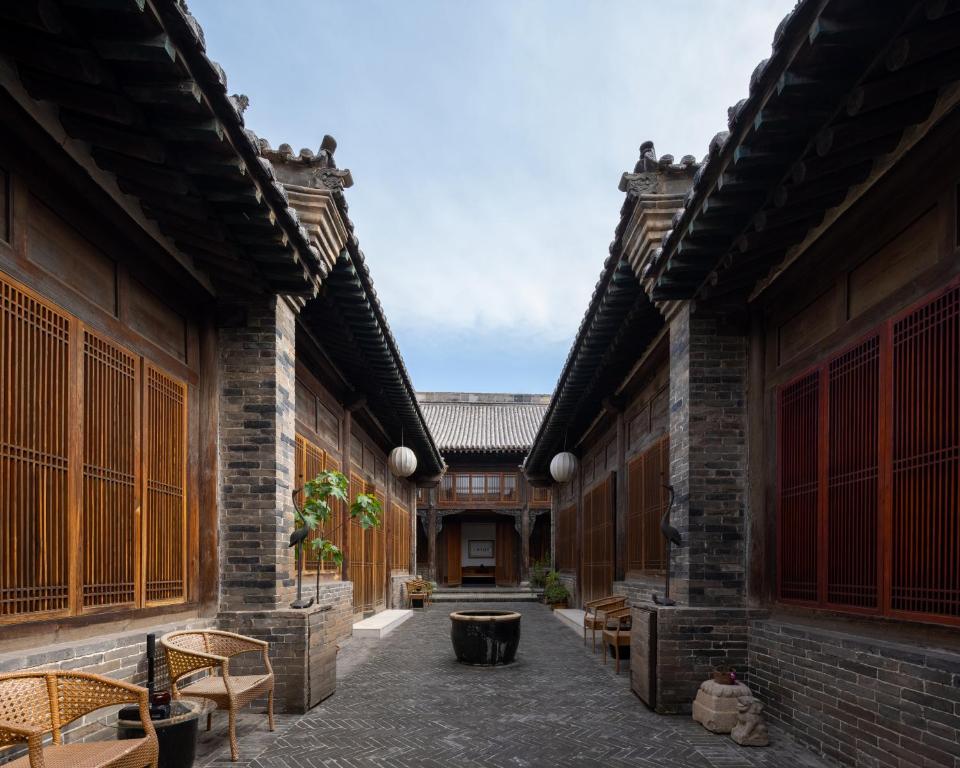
[352, 609, 413, 639]
[431, 591, 541, 602]
[554, 608, 586, 636]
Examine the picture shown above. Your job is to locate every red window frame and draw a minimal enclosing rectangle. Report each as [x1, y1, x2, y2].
[776, 278, 960, 627]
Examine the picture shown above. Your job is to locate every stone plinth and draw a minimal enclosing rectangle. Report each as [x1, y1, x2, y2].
[218, 581, 352, 713]
[692, 679, 752, 733]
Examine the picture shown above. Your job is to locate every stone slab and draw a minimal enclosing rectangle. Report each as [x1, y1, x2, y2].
[352, 609, 413, 639]
[554, 608, 586, 636]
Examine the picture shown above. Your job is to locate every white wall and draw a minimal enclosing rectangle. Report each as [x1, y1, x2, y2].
[461, 521, 496, 567]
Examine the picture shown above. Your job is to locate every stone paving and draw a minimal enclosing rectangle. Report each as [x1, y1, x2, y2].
[197, 602, 830, 768]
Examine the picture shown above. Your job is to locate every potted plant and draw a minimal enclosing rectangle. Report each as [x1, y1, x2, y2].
[291, 469, 383, 607]
[543, 570, 570, 609]
[529, 557, 549, 590]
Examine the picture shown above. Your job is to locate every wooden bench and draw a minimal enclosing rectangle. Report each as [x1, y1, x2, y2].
[583, 595, 627, 651]
[601, 606, 632, 674]
[461, 566, 495, 583]
[405, 579, 433, 608]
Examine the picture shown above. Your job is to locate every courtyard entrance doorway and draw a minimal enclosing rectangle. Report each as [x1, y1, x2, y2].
[436, 512, 520, 587]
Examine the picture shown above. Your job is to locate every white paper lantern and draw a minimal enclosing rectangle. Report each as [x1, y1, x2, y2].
[388, 446, 418, 478]
[549, 451, 578, 484]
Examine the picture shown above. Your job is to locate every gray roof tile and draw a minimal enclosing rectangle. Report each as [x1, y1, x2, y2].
[417, 393, 550, 453]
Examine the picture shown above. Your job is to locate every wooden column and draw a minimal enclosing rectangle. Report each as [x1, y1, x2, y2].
[339, 406, 352, 582]
[521, 504, 531, 582]
[427, 506, 437, 582]
[746, 307, 769, 607]
[613, 405, 627, 582]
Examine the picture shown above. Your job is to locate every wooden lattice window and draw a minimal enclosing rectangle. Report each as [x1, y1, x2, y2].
[581, 475, 614, 604]
[389, 501, 411, 573]
[556, 503, 576, 571]
[0, 271, 189, 624]
[626, 436, 669, 574]
[294, 433, 342, 575]
[530, 484, 551, 506]
[777, 281, 960, 626]
[1, 277, 71, 620]
[347, 473, 386, 612]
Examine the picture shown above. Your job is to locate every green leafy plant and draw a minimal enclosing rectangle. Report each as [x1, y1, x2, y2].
[294, 470, 382, 568]
[543, 570, 570, 605]
[529, 557, 550, 589]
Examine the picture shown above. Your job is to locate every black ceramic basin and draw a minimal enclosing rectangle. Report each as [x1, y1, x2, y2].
[450, 610, 521, 665]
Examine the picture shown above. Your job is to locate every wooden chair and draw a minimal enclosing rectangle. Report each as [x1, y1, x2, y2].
[601, 606, 632, 674]
[583, 595, 627, 651]
[161, 630, 274, 762]
[0, 670, 158, 768]
[406, 579, 434, 608]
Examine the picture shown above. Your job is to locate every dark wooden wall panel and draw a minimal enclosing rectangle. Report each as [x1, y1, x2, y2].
[127, 279, 187, 363]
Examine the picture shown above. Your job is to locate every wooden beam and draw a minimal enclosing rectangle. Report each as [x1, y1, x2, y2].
[124, 81, 202, 109]
[59, 111, 164, 163]
[92, 147, 190, 194]
[816, 94, 937, 155]
[61, 0, 145, 10]
[790, 134, 899, 184]
[19, 69, 139, 125]
[848, 54, 960, 116]
[92, 34, 175, 64]
[0, 33, 105, 85]
[0, 0, 64, 33]
[774, 162, 873, 208]
[154, 119, 225, 144]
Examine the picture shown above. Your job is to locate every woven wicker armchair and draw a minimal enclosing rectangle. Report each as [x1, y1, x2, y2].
[0, 670, 158, 768]
[160, 630, 274, 762]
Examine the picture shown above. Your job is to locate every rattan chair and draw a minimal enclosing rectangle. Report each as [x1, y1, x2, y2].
[160, 630, 274, 762]
[0, 670, 158, 768]
[406, 579, 433, 608]
[583, 595, 627, 651]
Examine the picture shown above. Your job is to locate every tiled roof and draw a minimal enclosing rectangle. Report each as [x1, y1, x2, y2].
[417, 393, 550, 453]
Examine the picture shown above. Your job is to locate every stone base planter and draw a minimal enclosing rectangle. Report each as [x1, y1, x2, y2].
[692, 679, 753, 733]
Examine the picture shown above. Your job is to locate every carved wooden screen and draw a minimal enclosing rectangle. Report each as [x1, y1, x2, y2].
[370, 487, 386, 606]
[777, 370, 820, 603]
[347, 472, 370, 611]
[0, 271, 190, 624]
[0, 278, 71, 620]
[293, 434, 342, 574]
[143, 365, 187, 605]
[556, 503, 577, 571]
[390, 501, 411, 573]
[890, 285, 959, 623]
[777, 281, 960, 626]
[81, 331, 138, 610]
[626, 436, 669, 574]
[826, 336, 880, 610]
[581, 475, 614, 604]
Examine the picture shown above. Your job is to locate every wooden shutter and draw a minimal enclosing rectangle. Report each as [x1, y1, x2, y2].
[890, 285, 960, 622]
[556, 503, 576, 571]
[0, 277, 71, 620]
[581, 475, 614, 604]
[348, 472, 366, 610]
[390, 502, 410, 573]
[370, 487, 386, 607]
[777, 371, 820, 603]
[445, 518, 461, 586]
[143, 365, 187, 605]
[495, 517, 517, 586]
[626, 437, 669, 574]
[826, 335, 880, 610]
[81, 331, 138, 610]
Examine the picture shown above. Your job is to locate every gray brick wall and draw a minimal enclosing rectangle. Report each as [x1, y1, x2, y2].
[218, 296, 298, 611]
[219, 580, 353, 714]
[631, 605, 759, 715]
[750, 618, 960, 768]
[0, 615, 214, 760]
[668, 305, 747, 608]
[613, 576, 665, 606]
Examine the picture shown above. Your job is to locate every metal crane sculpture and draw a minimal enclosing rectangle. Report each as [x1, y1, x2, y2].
[288, 490, 315, 609]
[652, 484, 680, 606]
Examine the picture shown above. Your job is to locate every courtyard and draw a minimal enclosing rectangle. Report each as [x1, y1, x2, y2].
[197, 603, 828, 768]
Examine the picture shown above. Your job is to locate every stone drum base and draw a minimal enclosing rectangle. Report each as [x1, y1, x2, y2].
[692, 679, 753, 734]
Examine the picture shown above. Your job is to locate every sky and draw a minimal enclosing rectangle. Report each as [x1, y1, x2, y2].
[190, 0, 796, 394]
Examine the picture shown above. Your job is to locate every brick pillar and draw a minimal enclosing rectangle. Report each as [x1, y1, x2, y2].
[218, 295, 298, 611]
[668, 304, 747, 607]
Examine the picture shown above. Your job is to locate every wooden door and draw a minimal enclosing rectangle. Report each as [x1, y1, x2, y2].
[445, 519, 461, 586]
[495, 518, 517, 586]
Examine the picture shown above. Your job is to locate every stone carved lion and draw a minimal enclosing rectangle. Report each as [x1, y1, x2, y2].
[731, 696, 769, 747]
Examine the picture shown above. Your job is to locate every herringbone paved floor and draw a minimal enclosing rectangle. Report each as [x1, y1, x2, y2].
[197, 602, 829, 768]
